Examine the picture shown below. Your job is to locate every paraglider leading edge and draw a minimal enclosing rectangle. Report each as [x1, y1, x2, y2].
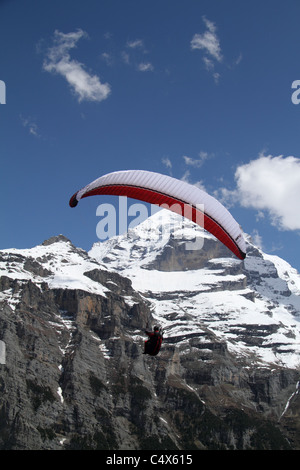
[69, 170, 246, 260]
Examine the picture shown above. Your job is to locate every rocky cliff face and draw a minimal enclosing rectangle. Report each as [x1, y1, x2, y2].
[0, 213, 300, 450]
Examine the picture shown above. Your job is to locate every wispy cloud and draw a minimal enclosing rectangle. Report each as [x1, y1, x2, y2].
[101, 52, 114, 66]
[162, 157, 172, 169]
[137, 62, 154, 72]
[121, 50, 130, 64]
[191, 16, 223, 62]
[183, 151, 213, 168]
[20, 115, 40, 137]
[43, 29, 111, 103]
[251, 229, 264, 250]
[191, 16, 223, 83]
[127, 39, 144, 49]
[101, 35, 154, 72]
[162, 157, 173, 175]
[122, 38, 154, 72]
[180, 170, 206, 191]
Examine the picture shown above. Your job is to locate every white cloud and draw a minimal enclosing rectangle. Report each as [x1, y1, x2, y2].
[101, 52, 114, 66]
[123, 38, 153, 72]
[20, 115, 40, 137]
[214, 186, 238, 208]
[218, 154, 300, 232]
[162, 157, 172, 169]
[235, 154, 300, 231]
[137, 62, 154, 72]
[213, 72, 220, 84]
[43, 29, 111, 103]
[191, 17, 241, 84]
[191, 16, 223, 63]
[191, 17, 223, 83]
[127, 39, 144, 49]
[250, 229, 264, 250]
[180, 170, 206, 191]
[183, 151, 212, 168]
[235, 53, 243, 66]
[121, 50, 130, 64]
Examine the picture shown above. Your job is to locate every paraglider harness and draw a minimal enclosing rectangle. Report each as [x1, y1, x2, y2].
[143, 326, 163, 356]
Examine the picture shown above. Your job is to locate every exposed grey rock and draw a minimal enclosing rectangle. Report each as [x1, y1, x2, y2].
[0, 273, 297, 450]
[0, 214, 300, 450]
[145, 234, 233, 271]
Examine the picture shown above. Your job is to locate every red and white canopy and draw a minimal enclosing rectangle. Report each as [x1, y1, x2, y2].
[69, 169, 246, 260]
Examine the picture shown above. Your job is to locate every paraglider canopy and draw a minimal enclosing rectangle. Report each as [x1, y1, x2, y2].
[69, 169, 246, 260]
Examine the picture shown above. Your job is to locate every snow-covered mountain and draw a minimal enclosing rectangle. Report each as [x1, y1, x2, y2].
[1, 210, 300, 370]
[89, 210, 300, 370]
[1, 209, 300, 450]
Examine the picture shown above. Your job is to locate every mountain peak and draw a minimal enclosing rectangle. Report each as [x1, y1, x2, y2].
[1, 210, 300, 369]
[90, 209, 300, 370]
[1, 214, 300, 449]
[41, 234, 73, 246]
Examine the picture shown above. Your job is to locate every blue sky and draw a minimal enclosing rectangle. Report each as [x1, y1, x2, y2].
[1, 0, 300, 271]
